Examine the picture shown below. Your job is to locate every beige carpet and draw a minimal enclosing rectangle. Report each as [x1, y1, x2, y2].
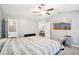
[59, 46, 79, 55]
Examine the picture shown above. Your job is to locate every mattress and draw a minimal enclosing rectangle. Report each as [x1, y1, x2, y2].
[0, 36, 63, 55]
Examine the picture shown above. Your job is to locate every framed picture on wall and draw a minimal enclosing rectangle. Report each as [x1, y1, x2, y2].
[52, 18, 72, 30]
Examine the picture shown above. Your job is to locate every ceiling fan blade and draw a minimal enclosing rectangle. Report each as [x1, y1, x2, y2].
[46, 13, 50, 15]
[46, 8, 54, 11]
[41, 4, 46, 6]
[38, 4, 46, 9]
[32, 11, 40, 13]
[38, 6, 42, 9]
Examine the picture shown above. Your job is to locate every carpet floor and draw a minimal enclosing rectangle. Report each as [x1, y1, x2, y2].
[59, 46, 79, 55]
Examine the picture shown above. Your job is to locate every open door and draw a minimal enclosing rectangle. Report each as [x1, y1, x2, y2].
[8, 19, 18, 38]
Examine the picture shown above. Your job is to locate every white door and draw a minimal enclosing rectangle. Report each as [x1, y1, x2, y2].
[8, 19, 18, 38]
[44, 22, 50, 39]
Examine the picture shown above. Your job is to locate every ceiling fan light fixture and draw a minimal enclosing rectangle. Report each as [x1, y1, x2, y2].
[46, 8, 54, 11]
[40, 10, 46, 15]
[32, 4, 54, 16]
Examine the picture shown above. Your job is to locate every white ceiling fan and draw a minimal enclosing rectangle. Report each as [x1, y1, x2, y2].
[32, 4, 54, 16]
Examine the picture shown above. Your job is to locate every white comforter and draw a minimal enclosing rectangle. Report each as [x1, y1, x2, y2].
[0, 36, 62, 55]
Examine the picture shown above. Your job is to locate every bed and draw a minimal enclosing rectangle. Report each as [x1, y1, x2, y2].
[0, 36, 63, 55]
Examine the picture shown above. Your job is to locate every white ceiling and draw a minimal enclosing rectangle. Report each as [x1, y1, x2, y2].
[1, 4, 79, 20]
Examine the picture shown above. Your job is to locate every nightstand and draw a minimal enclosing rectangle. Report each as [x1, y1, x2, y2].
[63, 35, 72, 47]
[39, 32, 45, 37]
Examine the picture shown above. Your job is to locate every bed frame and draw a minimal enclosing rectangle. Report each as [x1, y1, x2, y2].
[55, 48, 64, 55]
[24, 33, 36, 37]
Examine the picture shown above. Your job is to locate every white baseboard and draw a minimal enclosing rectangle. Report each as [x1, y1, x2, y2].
[72, 45, 79, 48]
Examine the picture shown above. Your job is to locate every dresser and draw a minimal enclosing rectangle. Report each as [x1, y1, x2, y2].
[39, 32, 45, 37]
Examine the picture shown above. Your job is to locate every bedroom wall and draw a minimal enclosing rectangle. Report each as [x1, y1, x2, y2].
[0, 11, 38, 37]
[1, 18, 38, 37]
[2, 14, 47, 37]
[0, 6, 2, 39]
[49, 10, 79, 46]
[18, 19, 38, 37]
